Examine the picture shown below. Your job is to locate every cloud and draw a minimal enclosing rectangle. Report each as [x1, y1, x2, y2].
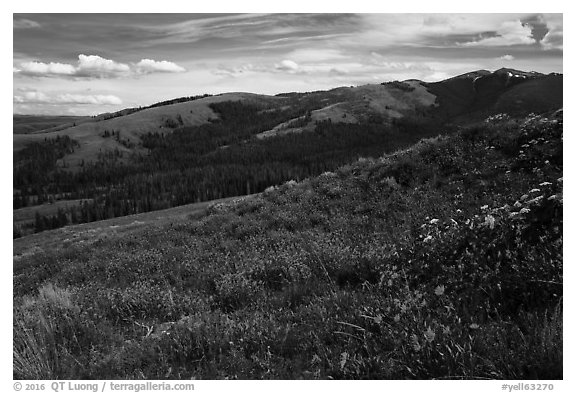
[14, 91, 122, 105]
[275, 60, 299, 72]
[458, 20, 536, 47]
[14, 54, 185, 79]
[18, 61, 76, 76]
[540, 14, 563, 50]
[499, 54, 515, 61]
[14, 19, 40, 29]
[76, 54, 131, 77]
[135, 59, 186, 74]
[285, 49, 347, 63]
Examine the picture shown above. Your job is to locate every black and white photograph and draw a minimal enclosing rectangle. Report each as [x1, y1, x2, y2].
[11, 5, 565, 385]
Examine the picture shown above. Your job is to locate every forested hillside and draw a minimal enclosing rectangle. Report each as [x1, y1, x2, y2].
[13, 70, 562, 237]
[13, 100, 443, 236]
[14, 111, 562, 379]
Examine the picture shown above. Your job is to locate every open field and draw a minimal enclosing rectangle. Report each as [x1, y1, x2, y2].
[14, 194, 256, 258]
[13, 115, 92, 134]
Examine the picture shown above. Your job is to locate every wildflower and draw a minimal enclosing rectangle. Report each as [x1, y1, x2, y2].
[527, 196, 543, 204]
[340, 352, 349, 370]
[411, 335, 421, 352]
[485, 215, 495, 229]
[548, 195, 558, 201]
[529, 188, 541, 193]
[424, 327, 436, 343]
[429, 218, 439, 224]
[434, 285, 445, 296]
[539, 182, 552, 186]
[469, 323, 480, 330]
[519, 207, 531, 214]
[480, 205, 488, 210]
[423, 235, 433, 243]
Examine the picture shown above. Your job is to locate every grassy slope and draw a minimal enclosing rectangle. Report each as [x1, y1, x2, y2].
[13, 93, 283, 168]
[13, 115, 92, 135]
[13, 112, 562, 380]
[13, 195, 255, 258]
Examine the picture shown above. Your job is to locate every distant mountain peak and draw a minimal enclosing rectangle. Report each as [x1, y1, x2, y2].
[493, 68, 544, 78]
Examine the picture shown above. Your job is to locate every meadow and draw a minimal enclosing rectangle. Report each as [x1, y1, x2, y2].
[13, 112, 562, 379]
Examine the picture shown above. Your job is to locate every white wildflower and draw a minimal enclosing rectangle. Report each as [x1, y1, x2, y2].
[429, 218, 439, 224]
[423, 235, 433, 243]
[527, 196, 543, 204]
[520, 194, 529, 201]
[519, 207, 531, 214]
[485, 215, 495, 229]
[539, 182, 552, 186]
[424, 327, 436, 343]
[434, 285, 445, 296]
[529, 188, 541, 193]
[481, 205, 489, 210]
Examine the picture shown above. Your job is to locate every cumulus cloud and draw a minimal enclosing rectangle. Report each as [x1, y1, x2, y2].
[499, 54, 515, 61]
[275, 59, 299, 72]
[135, 59, 186, 74]
[76, 54, 131, 77]
[18, 61, 76, 76]
[14, 54, 185, 79]
[14, 91, 122, 105]
[14, 19, 41, 29]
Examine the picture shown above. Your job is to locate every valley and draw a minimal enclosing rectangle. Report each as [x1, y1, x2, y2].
[13, 69, 563, 238]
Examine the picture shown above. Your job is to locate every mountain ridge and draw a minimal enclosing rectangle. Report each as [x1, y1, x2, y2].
[13, 68, 563, 169]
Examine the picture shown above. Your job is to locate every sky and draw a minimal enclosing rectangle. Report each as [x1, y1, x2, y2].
[13, 13, 563, 116]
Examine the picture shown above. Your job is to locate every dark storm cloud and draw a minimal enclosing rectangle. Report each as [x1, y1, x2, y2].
[521, 14, 550, 42]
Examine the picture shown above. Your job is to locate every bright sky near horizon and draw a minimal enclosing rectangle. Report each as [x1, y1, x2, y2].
[13, 13, 563, 116]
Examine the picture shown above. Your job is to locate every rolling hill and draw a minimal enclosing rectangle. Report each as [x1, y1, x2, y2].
[13, 110, 563, 379]
[13, 68, 562, 238]
[13, 68, 561, 170]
